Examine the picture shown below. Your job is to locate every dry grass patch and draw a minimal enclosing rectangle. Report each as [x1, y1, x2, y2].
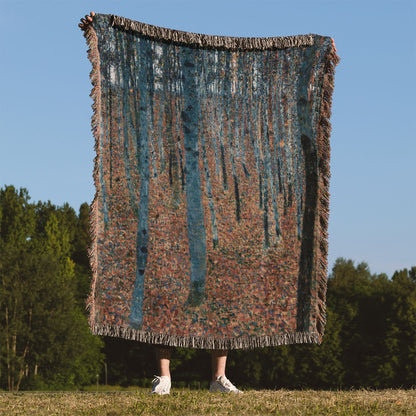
[0, 389, 415, 415]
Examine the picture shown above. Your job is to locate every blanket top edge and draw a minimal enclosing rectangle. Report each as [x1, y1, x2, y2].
[105, 13, 320, 50]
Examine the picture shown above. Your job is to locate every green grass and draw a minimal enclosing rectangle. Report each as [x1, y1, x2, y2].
[0, 389, 415, 415]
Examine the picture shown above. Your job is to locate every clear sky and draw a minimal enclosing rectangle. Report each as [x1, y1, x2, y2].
[1, 0, 415, 277]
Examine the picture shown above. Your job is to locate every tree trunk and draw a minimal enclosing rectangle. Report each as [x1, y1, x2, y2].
[181, 47, 207, 306]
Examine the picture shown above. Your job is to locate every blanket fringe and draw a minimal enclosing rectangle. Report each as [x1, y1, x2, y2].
[83, 24, 102, 327]
[315, 40, 340, 341]
[110, 14, 314, 50]
[90, 323, 321, 349]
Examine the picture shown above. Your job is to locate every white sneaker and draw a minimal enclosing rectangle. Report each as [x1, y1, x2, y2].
[209, 375, 243, 393]
[151, 375, 171, 395]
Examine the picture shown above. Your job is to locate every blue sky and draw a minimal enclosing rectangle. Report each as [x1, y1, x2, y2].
[1, 0, 415, 277]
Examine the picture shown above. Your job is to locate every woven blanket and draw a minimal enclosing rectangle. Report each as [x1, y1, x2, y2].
[82, 13, 339, 349]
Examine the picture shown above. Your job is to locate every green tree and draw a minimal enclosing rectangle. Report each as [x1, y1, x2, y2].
[71, 203, 92, 307]
[386, 268, 416, 387]
[0, 186, 36, 391]
[0, 186, 104, 391]
[327, 258, 415, 388]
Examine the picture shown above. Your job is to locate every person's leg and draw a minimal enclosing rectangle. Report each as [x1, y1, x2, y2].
[156, 346, 172, 378]
[211, 349, 228, 381]
[152, 346, 172, 394]
[210, 349, 243, 393]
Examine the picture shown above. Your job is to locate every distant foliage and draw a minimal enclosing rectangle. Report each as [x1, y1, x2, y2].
[0, 186, 103, 391]
[0, 186, 414, 390]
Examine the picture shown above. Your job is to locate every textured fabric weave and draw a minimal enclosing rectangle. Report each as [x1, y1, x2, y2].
[83, 13, 339, 349]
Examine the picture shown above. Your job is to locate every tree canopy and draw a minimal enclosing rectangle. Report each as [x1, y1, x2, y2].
[0, 186, 103, 391]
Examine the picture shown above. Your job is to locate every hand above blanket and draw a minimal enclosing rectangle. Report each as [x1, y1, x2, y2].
[79, 11, 95, 31]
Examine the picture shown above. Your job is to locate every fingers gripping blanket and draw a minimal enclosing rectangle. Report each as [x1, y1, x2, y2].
[82, 13, 339, 349]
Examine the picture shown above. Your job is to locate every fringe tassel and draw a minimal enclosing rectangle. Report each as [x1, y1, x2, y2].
[90, 323, 321, 350]
[82, 24, 103, 328]
[314, 40, 340, 341]
[110, 14, 314, 50]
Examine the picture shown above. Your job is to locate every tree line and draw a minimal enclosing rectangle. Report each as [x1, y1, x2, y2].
[0, 185, 414, 391]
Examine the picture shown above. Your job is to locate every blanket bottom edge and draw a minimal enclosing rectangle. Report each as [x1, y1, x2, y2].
[90, 323, 321, 349]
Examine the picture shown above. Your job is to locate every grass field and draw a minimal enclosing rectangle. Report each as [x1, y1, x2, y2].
[0, 388, 415, 415]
